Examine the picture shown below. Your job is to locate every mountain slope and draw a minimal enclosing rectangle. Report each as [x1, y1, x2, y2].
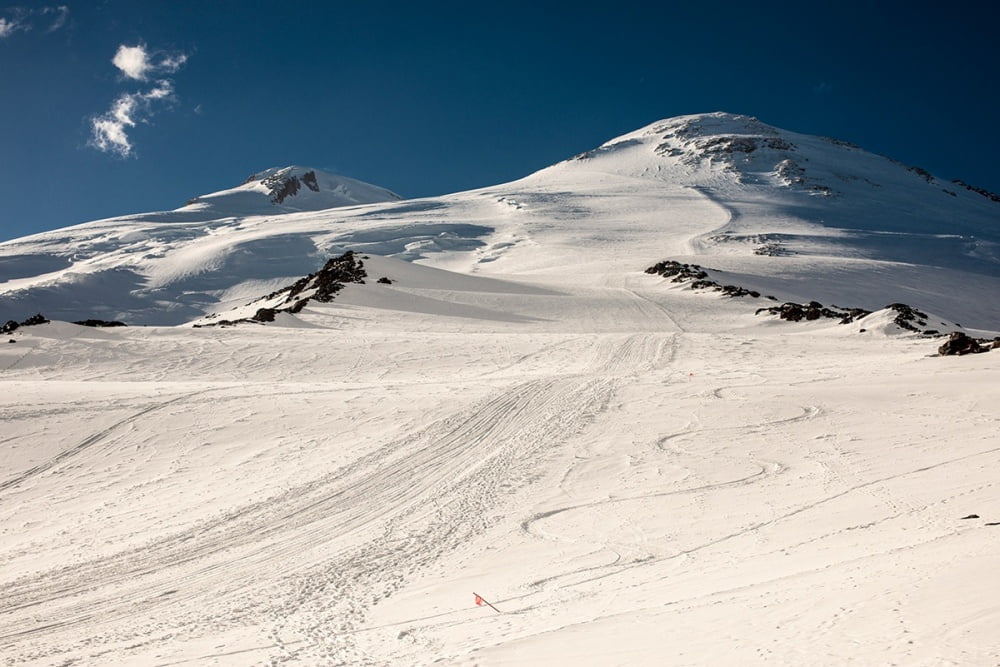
[0, 113, 998, 329]
[1, 114, 999, 666]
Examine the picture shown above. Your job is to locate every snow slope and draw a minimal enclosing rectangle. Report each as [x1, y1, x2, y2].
[1, 112, 998, 328]
[1, 113, 999, 665]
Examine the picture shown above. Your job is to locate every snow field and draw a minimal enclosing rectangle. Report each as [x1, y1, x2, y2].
[1, 278, 998, 664]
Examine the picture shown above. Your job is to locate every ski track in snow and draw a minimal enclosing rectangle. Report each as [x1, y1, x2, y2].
[0, 333, 683, 665]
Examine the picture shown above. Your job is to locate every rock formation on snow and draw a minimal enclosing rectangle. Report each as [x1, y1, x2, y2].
[194, 251, 369, 327]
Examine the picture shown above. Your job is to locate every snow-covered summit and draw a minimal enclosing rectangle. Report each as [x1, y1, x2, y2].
[555, 111, 1000, 209]
[0, 112, 998, 329]
[180, 166, 401, 216]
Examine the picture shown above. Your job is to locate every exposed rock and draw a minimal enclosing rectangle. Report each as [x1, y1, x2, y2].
[754, 241, 791, 256]
[645, 260, 710, 283]
[73, 319, 127, 328]
[952, 179, 1000, 203]
[265, 173, 301, 204]
[821, 137, 861, 149]
[1, 314, 49, 334]
[253, 169, 322, 204]
[886, 303, 929, 332]
[251, 308, 277, 323]
[283, 250, 368, 303]
[755, 301, 870, 324]
[907, 165, 934, 183]
[301, 170, 320, 192]
[646, 260, 760, 300]
[649, 259, 989, 361]
[720, 284, 760, 298]
[197, 251, 368, 328]
[938, 332, 984, 356]
[377, 277, 393, 284]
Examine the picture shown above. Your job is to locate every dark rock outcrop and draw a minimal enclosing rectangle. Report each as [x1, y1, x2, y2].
[886, 303, 929, 332]
[938, 332, 984, 356]
[755, 301, 870, 324]
[645, 260, 762, 298]
[301, 170, 320, 192]
[952, 179, 1000, 203]
[645, 260, 710, 282]
[1, 314, 49, 334]
[251, 308, 277, 323]
[251, 169, 322, 205]
[73, 319, 127, 328]
[196, 251, 368, 328]
[282, 250, 368, 304]
[21, 314, 48, 327]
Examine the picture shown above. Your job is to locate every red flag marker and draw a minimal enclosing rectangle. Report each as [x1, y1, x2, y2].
[472, 592, 501, 613]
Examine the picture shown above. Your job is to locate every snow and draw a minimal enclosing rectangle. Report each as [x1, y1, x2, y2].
[1, 113, 999, 665]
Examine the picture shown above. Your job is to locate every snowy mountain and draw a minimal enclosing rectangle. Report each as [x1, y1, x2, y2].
[1, 113, 999, 666]
[1, 112, 997, 328]
[182, 166, 402, 216]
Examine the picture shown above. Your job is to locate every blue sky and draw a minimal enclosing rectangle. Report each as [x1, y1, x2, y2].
[1, 0, 998, 241]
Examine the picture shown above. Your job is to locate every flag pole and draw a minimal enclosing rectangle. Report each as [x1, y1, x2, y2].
[473, 591, 501, 614]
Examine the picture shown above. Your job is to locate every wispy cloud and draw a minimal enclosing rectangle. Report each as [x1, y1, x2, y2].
[0, 5, 69, 40]
[0, 14, 25, 39]
[43, 5, 69, 33]
[89, 82, 176, 157]
[89, 43, 189, 158]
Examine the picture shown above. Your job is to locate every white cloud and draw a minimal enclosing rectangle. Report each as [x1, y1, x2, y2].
[90, 42, 189, 157]
[88, 81, 177, 158]
[112, 44, 151, 80]
[112, 44, 188, 81]
[0, 16, 23, 39]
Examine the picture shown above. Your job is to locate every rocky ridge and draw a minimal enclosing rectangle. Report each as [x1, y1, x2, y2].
[194, 251, 372, 327]
[645, 258, 995, 353]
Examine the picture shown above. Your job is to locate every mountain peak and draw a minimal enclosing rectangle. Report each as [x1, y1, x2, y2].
[242, 166, 325, 204]
[182, 165, 402, 215]
[555, 111, 999, 205]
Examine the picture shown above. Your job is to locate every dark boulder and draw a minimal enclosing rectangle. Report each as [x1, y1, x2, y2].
[251, 308, 277, 323]
[938, 332, 982, 356]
